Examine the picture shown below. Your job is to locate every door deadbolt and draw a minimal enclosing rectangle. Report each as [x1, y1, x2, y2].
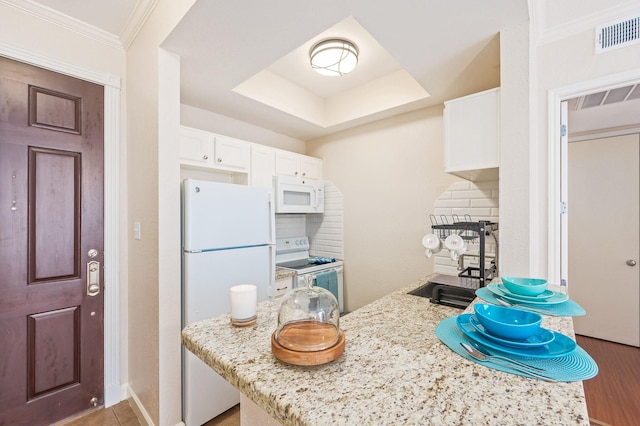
[87, 260, 100, 296]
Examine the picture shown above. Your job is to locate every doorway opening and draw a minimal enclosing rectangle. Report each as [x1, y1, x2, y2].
[548, 71, 640, 348]
[547, 69, 640, 284]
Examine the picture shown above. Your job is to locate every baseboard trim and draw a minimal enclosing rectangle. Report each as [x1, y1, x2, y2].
[126, 385, 155, 426]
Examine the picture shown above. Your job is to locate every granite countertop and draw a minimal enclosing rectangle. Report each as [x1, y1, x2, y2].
[275, 267, 296, 280]
[182, 277, 589, 425]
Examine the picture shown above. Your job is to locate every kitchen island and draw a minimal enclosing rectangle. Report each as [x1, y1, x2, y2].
[182, 277, 590, 425]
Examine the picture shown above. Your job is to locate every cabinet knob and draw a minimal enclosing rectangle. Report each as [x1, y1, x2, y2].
[302, 172, 306, 176]
[203, 155, 208, 160]
[294, 171, 298, 176]
[217, 158, 222, 163]
[627, 259, 637, 267]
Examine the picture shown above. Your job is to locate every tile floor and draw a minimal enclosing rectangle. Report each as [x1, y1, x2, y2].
[57, 400, 240, 426]
[58, 399, 141, 426]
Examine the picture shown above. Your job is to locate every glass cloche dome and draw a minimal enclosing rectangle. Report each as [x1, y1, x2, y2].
[271, 276, 345, 365]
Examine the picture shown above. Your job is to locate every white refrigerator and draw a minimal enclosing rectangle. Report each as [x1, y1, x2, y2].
[182, 179, 275, 425]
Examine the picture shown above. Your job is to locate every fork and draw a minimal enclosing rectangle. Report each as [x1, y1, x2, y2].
[460, 342, 557, 382]
[495, 297, 558, 316]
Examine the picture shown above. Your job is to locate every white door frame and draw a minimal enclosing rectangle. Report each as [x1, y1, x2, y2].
[547, 69, 640, 285]
[0, 42, 122, 407]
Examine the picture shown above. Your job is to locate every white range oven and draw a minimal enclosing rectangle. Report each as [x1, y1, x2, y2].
[275, 236, 344, 313]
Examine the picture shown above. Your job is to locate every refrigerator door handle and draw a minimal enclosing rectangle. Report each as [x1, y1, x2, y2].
[268, 191, 276, 244]
[269, 245, 276, 299]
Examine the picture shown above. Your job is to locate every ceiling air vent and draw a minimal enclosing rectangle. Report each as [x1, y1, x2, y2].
[595, 15, 640, 53]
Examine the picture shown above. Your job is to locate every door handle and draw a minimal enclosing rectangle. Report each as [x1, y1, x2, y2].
[626, 259, 637, 267]
[87, 260, 100, 296]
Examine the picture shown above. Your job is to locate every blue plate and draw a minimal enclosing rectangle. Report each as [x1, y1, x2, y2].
[456, 314, 576, 358]
[488, 284, 569, 305]
[494, 283, 554, 301]
[469, 315, 555, 348]
[437, 317, 598, 382]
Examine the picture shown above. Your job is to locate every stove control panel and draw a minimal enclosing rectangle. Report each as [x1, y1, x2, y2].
[276, 237, 310, 254]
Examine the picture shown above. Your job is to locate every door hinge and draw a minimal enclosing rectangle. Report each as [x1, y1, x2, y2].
[560, 201, 568, 214]
[560, 124, 567, 137]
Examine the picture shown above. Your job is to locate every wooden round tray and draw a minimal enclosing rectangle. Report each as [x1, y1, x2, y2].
[271, 322, 345, 366]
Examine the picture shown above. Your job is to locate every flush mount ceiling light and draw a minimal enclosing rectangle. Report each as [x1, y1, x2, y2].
[309, 38, 359, 77]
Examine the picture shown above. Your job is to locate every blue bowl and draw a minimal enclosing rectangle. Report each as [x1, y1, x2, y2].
[473, 304, 542, 340]
[501, 276, 548, 297]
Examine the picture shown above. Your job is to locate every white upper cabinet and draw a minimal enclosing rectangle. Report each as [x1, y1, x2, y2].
[275, 150, 322, 180]
[299, 155, 323, 180]
[274, 150, 299, 177]
[180, 126, 250, 173]
[444, 87, 500, 181]
[180, 126, 323, 186]
[213, 134, 250, 172]
[251, 144, 276, 188]
[180, 126, 215, 168]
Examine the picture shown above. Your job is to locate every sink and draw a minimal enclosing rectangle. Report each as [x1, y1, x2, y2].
[408, 282, 435, 299]
[409, 281, 474, 309]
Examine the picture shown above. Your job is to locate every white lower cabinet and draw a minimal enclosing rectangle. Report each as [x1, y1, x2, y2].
[274, 276, 293, 299]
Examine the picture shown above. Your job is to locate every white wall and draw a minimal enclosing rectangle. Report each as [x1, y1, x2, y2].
[499, 19, 534, 277]
[532, 1, 640, 279]
[126, 1, 196, 424]
[181, 104, 306, 154]
[307, 106, 461, 310]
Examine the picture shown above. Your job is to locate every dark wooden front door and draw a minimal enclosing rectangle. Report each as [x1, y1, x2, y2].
[0, 56, 105, 425]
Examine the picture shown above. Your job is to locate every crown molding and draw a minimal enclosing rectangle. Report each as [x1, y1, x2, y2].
[1, 0, 123, 50]
[119, 0, 158, 50]
[536, 2, 640, 45]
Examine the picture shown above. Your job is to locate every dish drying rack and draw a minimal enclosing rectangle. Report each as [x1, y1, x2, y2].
[429, 214, 499, 288]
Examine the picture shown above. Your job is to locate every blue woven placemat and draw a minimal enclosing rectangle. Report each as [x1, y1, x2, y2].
[475, 287, 586, 316]
[435, 316, 598, 382]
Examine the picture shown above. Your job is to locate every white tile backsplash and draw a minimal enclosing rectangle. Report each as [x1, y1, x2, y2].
[274, 214, 306, 238]
[431, 180, 499, 277]
[308, 181, 344, 259]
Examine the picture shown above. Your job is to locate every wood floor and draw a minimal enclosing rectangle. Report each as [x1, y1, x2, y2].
[59, 336, 636, 426]
[576, 335, 640, 426]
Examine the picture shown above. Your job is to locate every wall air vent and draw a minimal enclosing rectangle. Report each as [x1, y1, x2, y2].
[595, 15, 640, 53]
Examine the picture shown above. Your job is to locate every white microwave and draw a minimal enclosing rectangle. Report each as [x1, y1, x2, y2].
[273, 176, 324, 214]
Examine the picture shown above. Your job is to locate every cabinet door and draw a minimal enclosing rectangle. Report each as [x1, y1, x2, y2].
[300, 155, 322, 179]
[273, 277, 292, 299]
[250, 145, 275, 188]
[444, 88, 500, 177]
[275, 150, 300, 177]
[180, 127, 214, 167]
[214, 135, 250, 171]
